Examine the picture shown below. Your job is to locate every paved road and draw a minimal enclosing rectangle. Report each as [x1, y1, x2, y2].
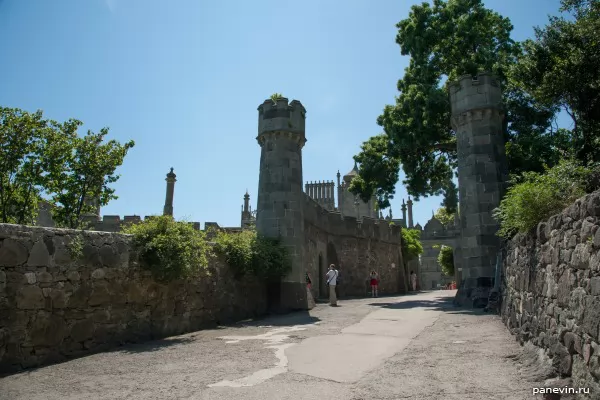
[0, 291, 536, 400]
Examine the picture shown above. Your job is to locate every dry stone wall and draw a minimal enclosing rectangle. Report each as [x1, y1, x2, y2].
[502, 191, 600, 395]
[0, 224, 267, 374]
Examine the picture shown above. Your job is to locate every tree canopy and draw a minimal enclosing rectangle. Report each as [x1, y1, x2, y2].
[401, 228, 424, 262]
[349, 0, 597, 212]
[0, 107, 134, 228]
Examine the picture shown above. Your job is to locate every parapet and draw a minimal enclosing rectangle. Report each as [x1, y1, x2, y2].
[302, 193, 401, 243]
[90, 215, 201, 233]
[448, 72, 503, 115]
[257, 97, 306, 138]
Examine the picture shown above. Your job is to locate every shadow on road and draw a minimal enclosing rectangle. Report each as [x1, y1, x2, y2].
[367, 295, 490, 315]
[236, 310, 321, 328]
[117, 336, 196, 354]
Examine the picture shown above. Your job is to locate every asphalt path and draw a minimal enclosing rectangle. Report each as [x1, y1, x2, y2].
[0, 290, 537, 400]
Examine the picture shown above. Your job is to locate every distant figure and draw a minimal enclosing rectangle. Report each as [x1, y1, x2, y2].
[410, 271, 417, 291]
[305, 271, 312, 290]
[325, 264, 338, 306]
[369, 270, 379, 298]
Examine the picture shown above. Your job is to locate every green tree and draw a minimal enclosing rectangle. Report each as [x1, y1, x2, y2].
[433, 207, 455, 226]
[349, 0, 571, 211]
[50, 129, 134, 229]
[512, 0, 600, 163]
[0, 107, 79, 224]
[0, 107, 134, 227]
[437, 245, 455, 277]
[401, 228, 424, 262]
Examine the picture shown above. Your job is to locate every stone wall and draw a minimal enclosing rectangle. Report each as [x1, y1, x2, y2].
[302, 195, 406, 299]
[502, 191, 600, 395]
[0, 224, 267, 374]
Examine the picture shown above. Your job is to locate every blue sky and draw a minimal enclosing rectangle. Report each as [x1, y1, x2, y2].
[0, 0, 567, 228]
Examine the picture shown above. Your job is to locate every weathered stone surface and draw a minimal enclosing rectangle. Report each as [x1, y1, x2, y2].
[502, 190, 600, 393]
[27, 240, 50, 267]
[70, 319, 94, 342]
[91, 268, 106, 280]
[36, 271, 53, 283]
[24, 272, 36, 284]
[67, 271, 80, 282]
[16, 286, 45, 309]
[0, 223, 267, 374]
[0, 239, 28, 266]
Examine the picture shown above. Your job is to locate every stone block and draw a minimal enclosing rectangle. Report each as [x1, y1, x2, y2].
[16, 286, 44, 310]
[70, 319, 94, 342]
[36, 271, 53, 283]
[582, 297, 600, 340]
[0, 239, 28, 266]
[27, 240, 50, 267]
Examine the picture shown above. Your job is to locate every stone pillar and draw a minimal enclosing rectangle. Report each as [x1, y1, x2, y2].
[401, 199, 407, 227]
[449, 72, 508, 307]
[256, 97, 311, 311]
[407, 197, 414, 228]
[163, 168, 176, 216]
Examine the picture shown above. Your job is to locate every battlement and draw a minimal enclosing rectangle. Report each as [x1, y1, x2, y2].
[302, 193, 401, 243]
[88, 215, 201, 233]
[257, 97, 306, 138]
[448, 72, 503, 115]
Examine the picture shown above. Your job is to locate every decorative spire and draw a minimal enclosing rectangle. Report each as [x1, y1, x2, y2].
[166, 167, 176, 180]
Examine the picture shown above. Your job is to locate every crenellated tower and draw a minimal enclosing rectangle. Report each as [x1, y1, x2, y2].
[449, 72, 508, 307]
[256, 96, 311, 310]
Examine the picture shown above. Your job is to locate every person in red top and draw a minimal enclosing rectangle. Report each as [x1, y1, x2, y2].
[369, 270, 379, 298]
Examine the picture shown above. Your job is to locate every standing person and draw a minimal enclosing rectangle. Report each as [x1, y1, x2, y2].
[305, 271, 312, 290]
[369, 270, 379, 298]
[410, 271, 418, 291]
[325, 264, 338, 306]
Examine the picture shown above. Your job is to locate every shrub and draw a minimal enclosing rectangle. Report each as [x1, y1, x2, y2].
[213, 228, 292, 280]
[494, 159, 593, 239]
[437, 245, 454, 277]
[122, 215, 208, 282]
[401, 228, 423, 261]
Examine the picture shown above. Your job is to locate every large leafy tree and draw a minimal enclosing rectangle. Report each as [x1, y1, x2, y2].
[0, 107, 134, 228]
[349, 0, 572, 212]
[0, 108, 78, 224]
[512, 0, 600, 163]
[50, 129, 134, 229]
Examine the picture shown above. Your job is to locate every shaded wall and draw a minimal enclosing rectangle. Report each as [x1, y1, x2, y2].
[502, 191, 600, 395]
[0, 224, 266, 374]
[302, 195, 405, 299]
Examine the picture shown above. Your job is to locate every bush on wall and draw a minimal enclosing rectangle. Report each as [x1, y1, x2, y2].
[494, 159, 597, 239]
[122, 215, 209, 282]
[213, 228, 292, 280]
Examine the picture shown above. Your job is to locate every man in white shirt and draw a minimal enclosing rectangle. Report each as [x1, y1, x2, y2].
[325, 264, 338, 306]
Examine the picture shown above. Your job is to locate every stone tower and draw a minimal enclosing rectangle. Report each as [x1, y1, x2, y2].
[449, 72, 508, 307]
[163, 167, 176, 216]
[256, 97, 311, 310]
